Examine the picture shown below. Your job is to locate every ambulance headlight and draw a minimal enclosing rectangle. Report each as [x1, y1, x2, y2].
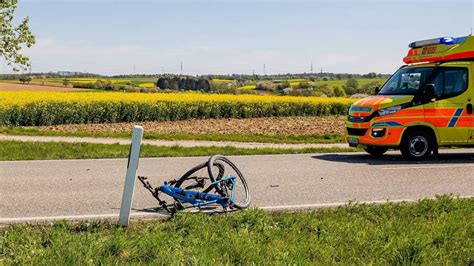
[377, 105, 402, 116]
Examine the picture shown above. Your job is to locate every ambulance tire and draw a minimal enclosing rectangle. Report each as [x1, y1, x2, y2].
[400, 130, 433, 161]
[364, 146, 388, 157]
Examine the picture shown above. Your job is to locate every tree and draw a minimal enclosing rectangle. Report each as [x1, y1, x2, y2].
[275, 81, 291, 92]
[1, 1, 36, 72]
[297, 81, 312, 89]
[317, 83, 335, 97]
[344, 78, 359, 95]
[366, 72, 377, 78]
[19, 75, 31, 84]
[332, 85, 346, 97]
[63, 79, 70, 87]
[255, 81, 275, 91]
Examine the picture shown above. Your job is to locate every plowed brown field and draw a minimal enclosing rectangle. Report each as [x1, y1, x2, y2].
[0, 82, 86, 91]
[37, 116, 346, 136]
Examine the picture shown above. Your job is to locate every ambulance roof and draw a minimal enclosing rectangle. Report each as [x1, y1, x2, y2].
[403, 35, 474, 64]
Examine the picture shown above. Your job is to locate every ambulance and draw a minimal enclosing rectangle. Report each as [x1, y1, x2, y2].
[346, 35, 474, 160]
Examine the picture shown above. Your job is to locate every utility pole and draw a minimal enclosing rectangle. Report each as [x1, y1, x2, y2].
[320, 67, 323, 75]
[263, 64, 266, 75]
[471, 0, 473, 35]
[310, 63, 313, 74]
[180, 62, 183, 75]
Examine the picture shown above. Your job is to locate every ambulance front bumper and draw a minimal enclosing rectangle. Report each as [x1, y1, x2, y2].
[346, 123, 404, 148]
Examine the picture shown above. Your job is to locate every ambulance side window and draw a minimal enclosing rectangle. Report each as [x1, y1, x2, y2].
[444, 69, 467, 98]
[433, 68, 468, 100]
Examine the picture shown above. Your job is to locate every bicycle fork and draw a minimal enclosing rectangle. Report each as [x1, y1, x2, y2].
[137, 176, 173, 214]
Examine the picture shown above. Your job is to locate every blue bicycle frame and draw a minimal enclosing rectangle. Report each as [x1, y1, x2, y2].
[159, 176, 237, 208]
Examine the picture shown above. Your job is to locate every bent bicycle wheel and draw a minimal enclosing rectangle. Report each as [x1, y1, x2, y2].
[207, 155, 251, 209]
[174, 161, 225, 192]
[172, 160, 226, 210]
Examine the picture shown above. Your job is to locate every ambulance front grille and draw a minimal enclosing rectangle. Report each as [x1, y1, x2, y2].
[347, 128, 368, 136]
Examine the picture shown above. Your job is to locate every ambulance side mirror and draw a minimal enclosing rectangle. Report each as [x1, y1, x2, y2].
[424, 84, 436, 102]
[374, 86, 380, 95]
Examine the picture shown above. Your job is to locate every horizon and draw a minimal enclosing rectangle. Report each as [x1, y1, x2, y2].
[2, 0, 473, 75]
[0, 70, 393, 77]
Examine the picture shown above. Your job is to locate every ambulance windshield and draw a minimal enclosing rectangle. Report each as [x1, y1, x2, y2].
[378, 67, 435, 95]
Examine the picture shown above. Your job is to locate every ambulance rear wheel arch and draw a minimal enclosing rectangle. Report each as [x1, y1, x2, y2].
[400, 126, 437, 160]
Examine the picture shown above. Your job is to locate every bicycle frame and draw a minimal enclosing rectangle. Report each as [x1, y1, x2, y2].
[160, 176, 237, 208]
[137, 175, 237, 212]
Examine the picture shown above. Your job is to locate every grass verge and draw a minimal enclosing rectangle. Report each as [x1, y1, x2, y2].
[1, 196, 472, 264]
[0, 126, 343, 144]
[0, 140, 357, 160]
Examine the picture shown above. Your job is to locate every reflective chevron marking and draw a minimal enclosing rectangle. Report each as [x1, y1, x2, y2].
[448, 108, 464, 127]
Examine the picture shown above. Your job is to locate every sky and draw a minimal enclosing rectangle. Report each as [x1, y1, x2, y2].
[2, 0, 473, 75]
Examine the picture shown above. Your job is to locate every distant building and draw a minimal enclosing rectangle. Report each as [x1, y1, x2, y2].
[56, 71, 83, 77]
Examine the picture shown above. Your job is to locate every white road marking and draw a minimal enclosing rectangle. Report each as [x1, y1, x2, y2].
[0, 212, 165, 224]
[382, 164, 474, 170]
[1, 196, 472, 224]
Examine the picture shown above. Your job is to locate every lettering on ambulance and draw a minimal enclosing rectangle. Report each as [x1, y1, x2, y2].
[422, 46, 437, 55]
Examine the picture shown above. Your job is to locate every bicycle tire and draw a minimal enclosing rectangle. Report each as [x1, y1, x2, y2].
[207, 155, 251, 209]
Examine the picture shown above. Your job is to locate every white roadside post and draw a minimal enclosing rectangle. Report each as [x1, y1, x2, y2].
[118, 125, 144, 227]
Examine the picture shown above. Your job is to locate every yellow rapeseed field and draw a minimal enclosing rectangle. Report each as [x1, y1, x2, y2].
[0, 91, 354, 107]
[138, 82, 156, 88]
[0, 91, 354, 126]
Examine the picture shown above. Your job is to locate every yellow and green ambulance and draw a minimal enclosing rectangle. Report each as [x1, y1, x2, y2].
[346, 35, 474, 160]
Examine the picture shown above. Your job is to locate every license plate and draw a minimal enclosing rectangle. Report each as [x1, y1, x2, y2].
[348, 137, 359, 147]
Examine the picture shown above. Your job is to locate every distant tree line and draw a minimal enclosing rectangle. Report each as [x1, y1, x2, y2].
[156, 76, 211, 92]
[0, 72, 100, 80]
[70, 80, 158, 93]
[202, 72, 389, 82]
[1, 72, 389, 83]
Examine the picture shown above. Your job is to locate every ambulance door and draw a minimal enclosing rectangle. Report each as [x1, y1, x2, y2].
[468, 64, 474, 144]
[430, 67, 470, 145]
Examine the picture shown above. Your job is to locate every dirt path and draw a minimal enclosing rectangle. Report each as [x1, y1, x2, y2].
[0, 135, 348, 149]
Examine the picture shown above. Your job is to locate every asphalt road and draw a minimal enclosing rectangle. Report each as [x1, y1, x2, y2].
[1, 150, 474, 223]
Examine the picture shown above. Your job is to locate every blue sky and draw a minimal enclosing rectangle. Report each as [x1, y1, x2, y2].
[4, 0, 474, 75]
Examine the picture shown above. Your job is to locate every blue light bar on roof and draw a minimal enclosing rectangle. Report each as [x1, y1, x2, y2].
[409, 37, 458, 48]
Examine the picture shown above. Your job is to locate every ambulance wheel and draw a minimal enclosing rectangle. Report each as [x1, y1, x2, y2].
[400, 130, 433, 161]
[364, 146, 388, 157]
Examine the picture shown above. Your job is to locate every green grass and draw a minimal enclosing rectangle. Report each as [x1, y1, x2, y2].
[0, 140, 357, 160]
[1, 196, 472, 264]
[0, 127, 344, 144]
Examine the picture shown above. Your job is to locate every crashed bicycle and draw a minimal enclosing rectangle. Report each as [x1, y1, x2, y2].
[137, 155, 251, 215]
